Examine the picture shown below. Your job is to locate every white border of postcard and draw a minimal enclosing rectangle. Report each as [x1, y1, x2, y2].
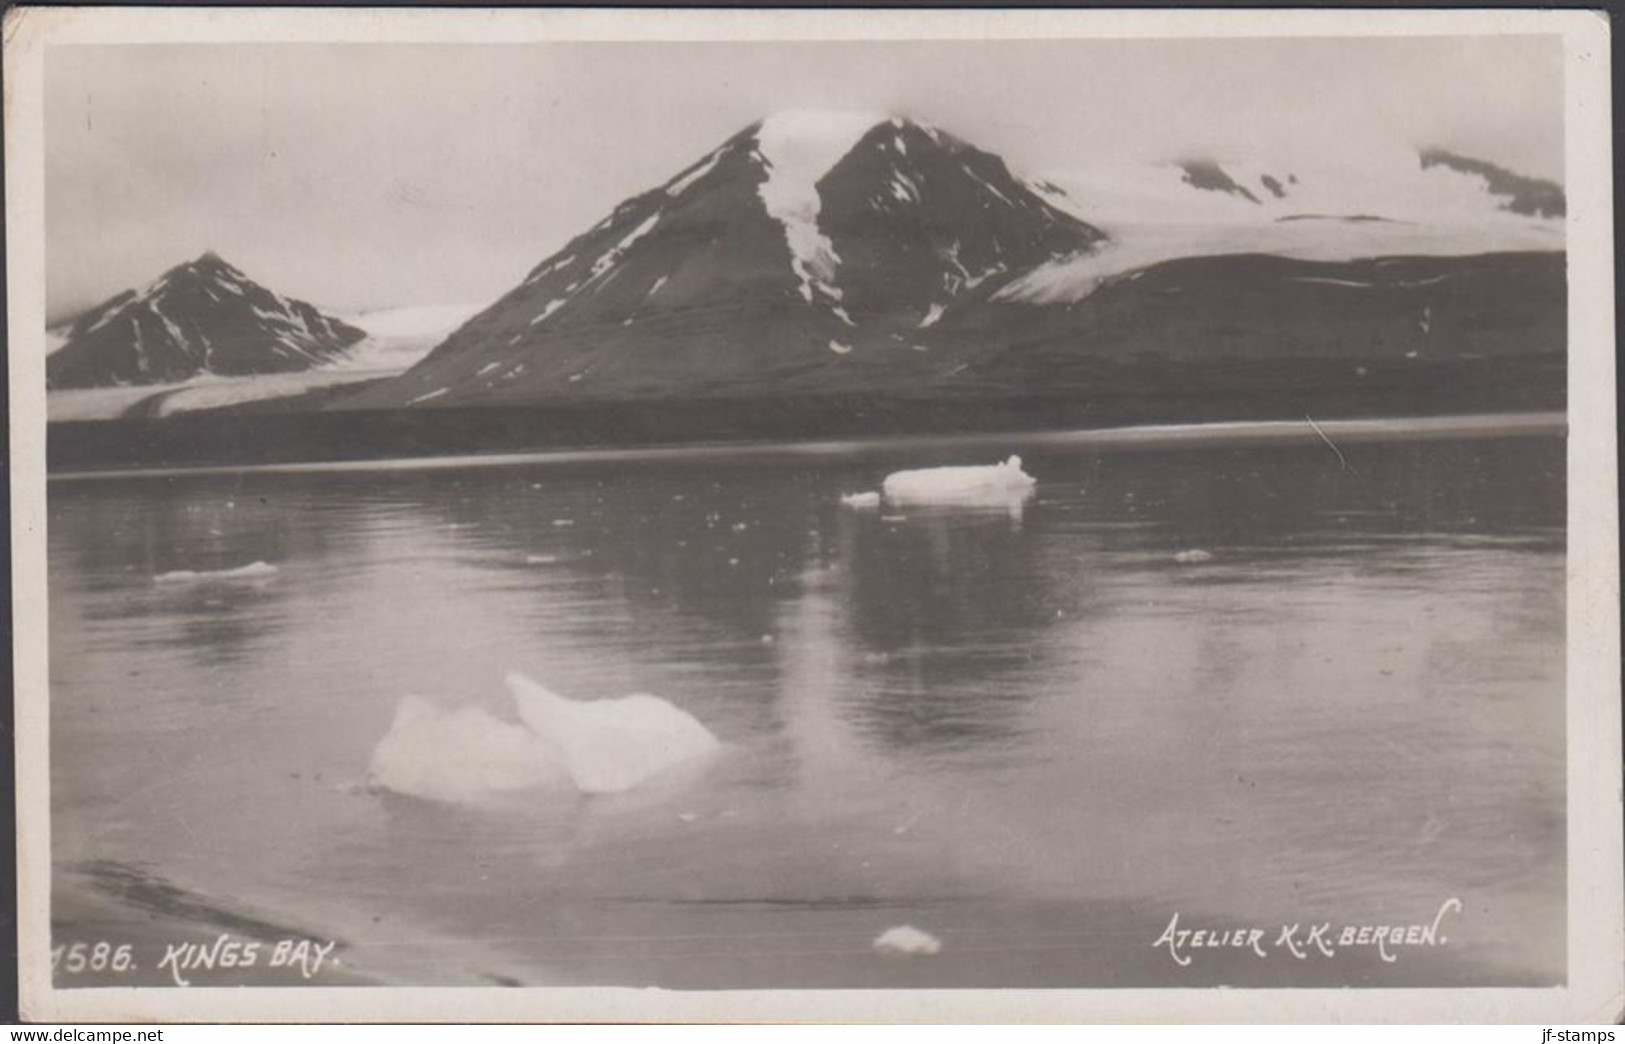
[7, 6, 1620, 1024]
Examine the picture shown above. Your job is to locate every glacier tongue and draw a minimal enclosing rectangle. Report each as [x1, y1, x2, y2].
[754, 110, 888, 307]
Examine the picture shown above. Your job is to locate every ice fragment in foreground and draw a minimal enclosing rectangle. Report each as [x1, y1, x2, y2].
[872, 926, 943, 956]
[369, 671, 720, 802]
[840, 491, 881, 509]
[507, 671, 721, 795]
[1174, 549, 1214, 564]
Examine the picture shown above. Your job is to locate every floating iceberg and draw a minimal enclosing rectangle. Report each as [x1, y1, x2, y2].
[508, 671, 721, 795]
[840, 491, 881, 509]
[369, 696, 569, 803]
[881, 456, 1036, 507]
[369, 671, 720, 803]
[154, 561, 278, 584]
[872, 925, 943, 956]
[1173, 549, 1214, 564]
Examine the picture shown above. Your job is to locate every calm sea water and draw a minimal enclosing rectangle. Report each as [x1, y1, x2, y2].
[48, 434, 1565, 988]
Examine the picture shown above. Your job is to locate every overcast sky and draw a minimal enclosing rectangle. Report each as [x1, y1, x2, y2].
[45, 35, 1564, 320]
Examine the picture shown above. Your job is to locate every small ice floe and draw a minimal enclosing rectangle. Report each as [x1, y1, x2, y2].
[370, 671, 720, 802]
[872, 926, 942, 956]
[881, 456, 1036, 508]
[552, 519, 574, 527]
[1173, 549, 1214, 564]
[525, 554, 561, 565]
[829, 340, 853, 355]
[154, 561, 278, 584]
[840, 491, 881, 510]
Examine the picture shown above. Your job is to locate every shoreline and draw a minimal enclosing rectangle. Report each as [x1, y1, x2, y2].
[50, 862, 381, 989]
[47, 409, 1565, 484]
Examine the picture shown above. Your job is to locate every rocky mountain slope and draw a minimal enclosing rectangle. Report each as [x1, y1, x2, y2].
[47, 253, 366, 389]
[340, 111, 1106, 408]
[336, 115, 1564, 412]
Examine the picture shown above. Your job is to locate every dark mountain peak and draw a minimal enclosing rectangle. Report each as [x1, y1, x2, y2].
[155, 250, 245, 287]
[1417, 147, 1565, 218]
[47, 257, 365, 389]
[1176, 159, 1263, 205]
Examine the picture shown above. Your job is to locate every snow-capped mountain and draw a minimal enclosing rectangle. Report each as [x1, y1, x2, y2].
[47, 253, 367, 389]
[332, 115, 1564, 413]
[992, 146, 1566, 308]
[1044, 146, 1564, 228]
[346, 111, 1105, 408]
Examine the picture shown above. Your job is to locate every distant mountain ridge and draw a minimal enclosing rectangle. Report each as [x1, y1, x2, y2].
[1048, 147, 1566, 230]
[1417, 148, 1566, 218]
[47, 253, 366, 389]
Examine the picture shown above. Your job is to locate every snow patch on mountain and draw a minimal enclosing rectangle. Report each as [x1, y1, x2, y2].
[1047, 148, 1565, 230]
[1004, 147, 1566, 305]
[995, 216, 1563, 306]
[754, 110, 887, 307]
[588, 212, 661, 285]
[665, 146, 726, 197]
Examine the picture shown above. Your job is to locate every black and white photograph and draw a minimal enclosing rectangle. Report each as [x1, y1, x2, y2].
[8, 6, 1620, 1023]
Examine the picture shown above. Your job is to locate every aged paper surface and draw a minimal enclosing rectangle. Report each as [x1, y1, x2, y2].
[7, 6, 1620, 1023]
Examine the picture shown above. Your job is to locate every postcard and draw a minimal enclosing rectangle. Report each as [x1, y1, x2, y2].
[7, 6, 1620, 1023]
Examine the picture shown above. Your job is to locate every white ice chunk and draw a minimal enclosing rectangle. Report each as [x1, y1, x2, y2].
[1291, 277, 1374, 288]
[882, 456, 1037, 507]
[840, 491, 881, 509]
[918, 303, 945, 328]
[154, 561, 278, 584]
[368, 696, 570, 803]
[507, 671, 721, 795]
[1174, 549, 1215, 564]
[370, 673, 720, 803]
[872, 926, 942, 956]
[829, 340, 853, 355]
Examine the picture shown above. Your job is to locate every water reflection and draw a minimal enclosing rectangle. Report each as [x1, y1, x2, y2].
[48, 435, 1567, 987]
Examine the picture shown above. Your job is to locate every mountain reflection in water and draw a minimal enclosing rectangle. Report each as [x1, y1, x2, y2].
[49, 434, 1564, 988]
